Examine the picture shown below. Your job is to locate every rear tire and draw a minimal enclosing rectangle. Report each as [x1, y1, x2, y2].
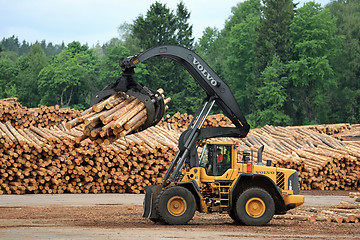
[155, 186, 196, 225]
[236, 188, 275, 226]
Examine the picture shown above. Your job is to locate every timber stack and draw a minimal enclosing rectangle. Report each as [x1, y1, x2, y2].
[0, 97, 80, 129]
[0, 95, 359, 194]
[232, 124, 360, 191]
[0, 119, 180, 194]
[65, 90, 171, 144]
[161, 112, 232, 130]
[161, 112, 359, 191]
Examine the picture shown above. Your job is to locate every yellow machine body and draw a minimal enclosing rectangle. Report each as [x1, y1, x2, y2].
[180, 140, 304, 214]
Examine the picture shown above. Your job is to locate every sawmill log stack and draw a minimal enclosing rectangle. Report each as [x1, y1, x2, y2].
[0, 95, 359, 194]
[0, 98, 80, 129]
[0, 120, 180, 194]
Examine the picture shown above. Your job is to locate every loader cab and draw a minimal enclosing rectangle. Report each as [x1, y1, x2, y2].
[199, 142, 233, 176]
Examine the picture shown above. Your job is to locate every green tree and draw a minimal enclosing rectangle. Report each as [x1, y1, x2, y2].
[98, 45, 131, 86]
[131, 1, 197, 114]
[15, 44, 48, 107]
[38, 42, 98, 108]
[254, 0, 295, 75]
[196, 27, 224, 76]
[222, 0, 262, 116]
[43, 41, 65, 58]
[175, 1, 194, 47]
[0, 54, 18, 98]
[251, 0, 295, 127]
[1, 36, 20, 56]
[252, 54, 291, 126]
[288, 2, 341, 124]
[132, 2, 177, 49]
[117, 23, 141, 54]
[19, 40, 31, 56]
[327, 0, 360, 123]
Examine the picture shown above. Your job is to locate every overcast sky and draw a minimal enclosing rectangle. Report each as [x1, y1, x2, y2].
[0, 0, 331, 47]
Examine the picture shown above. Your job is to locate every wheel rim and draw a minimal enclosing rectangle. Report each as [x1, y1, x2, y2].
[245, 197, 265, 218]
[167, 196, 187, 216]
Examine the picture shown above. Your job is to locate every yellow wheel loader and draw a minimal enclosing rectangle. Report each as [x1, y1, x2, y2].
[92, 45, 304, 226]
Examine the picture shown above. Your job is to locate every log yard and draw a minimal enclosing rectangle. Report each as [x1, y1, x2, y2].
[0, 45, 359, 239]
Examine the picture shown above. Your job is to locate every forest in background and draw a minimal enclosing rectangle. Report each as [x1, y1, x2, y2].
[0, 0, 359, 128]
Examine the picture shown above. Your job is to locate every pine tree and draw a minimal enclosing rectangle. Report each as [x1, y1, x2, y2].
[288, 2, 340, 124]
[131, 2, 197, 114]
[175, 1, 194, 48]
[327, 0, 360, 123]
[251, 0, 295, 126]
[254, 0, 295, 75]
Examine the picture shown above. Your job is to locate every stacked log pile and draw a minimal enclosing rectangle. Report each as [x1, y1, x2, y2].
[275, 192, 360, 223]
[161, 112, 192, 129]
[232, 124, 360, 190]
[0, 97, 80, 129]
[0, 95, 359, 194]
[167, 113, 359, 191]
[0, 119, 180, 194]
[66, 90, 171, 144]
[161, 112, 232, 129]
[286, 123, 352, 135]
[334, 124, 360, 141]
[350, 192, 360, 202]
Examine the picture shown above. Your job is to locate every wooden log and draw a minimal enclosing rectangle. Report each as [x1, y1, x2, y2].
[113, 102, 145, 129]
[0, 122, 16, 143]
[65, 107, 93, 130]
[336, 202, 360, 209]
[101, 97, 135, 125]
[273, 214, 310, 221]
[349, 192, 360, 198]
[92, 93, 123, 112]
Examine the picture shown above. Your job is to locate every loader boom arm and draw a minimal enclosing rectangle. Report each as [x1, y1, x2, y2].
[118, 45, 250, 183]
[93, 45, 250, 184]
[120, 45, 250, 136]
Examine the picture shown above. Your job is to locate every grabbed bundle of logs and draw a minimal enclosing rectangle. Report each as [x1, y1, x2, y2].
[65, 89, 170, 142]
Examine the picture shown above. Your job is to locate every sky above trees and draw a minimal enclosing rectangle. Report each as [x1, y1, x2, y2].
[1, 0, 358, 126]
[0, 0, 330, 46]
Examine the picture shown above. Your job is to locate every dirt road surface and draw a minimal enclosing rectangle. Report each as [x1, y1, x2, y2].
[0, 191, 359, 240]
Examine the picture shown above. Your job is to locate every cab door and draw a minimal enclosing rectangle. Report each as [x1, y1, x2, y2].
[199, 144, 233, 181]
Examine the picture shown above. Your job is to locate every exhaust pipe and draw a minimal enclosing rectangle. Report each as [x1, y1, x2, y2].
[257, 145, 264, 166]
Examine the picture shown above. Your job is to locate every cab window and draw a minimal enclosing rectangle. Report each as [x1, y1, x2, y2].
[200, 144, 232, 176]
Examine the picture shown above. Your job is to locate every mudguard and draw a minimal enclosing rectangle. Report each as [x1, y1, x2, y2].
[143, 180, 203, 221]
[142, 184, 162, 219]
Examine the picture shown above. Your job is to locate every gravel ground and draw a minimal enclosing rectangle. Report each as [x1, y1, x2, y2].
[0, 190, 351, 208]
[0, 191, 359, 240]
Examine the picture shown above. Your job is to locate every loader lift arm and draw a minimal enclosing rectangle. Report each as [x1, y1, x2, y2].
[117, 45, 250, 183]
[119, 45, 250, 134]
[93, 45, 250, 186]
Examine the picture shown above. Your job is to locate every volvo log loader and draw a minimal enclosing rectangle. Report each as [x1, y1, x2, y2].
[92, 45, 304, 226]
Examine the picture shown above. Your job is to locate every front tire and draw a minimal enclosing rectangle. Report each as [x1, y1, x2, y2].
[228, 209, 243, 225]
[149, 217, 162, 223]
[236, 188, 275, 226]
[155, 186, 196, 225]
